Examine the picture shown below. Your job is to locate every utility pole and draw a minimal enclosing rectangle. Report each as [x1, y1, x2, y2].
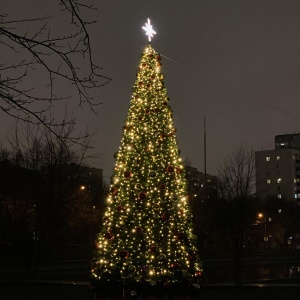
[204, 117, 207, 201]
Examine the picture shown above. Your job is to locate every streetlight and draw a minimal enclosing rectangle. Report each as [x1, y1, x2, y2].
[80, 185, 96, 256]
[80, 184, 95, 257]
[257, 213, 270, 244]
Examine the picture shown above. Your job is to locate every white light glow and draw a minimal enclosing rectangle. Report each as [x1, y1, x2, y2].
[142, 18, 156, 42]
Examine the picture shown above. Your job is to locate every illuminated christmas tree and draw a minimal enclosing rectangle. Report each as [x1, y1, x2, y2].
[91, 19, 202, 295]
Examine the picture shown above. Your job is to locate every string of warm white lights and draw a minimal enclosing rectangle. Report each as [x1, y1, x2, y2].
[91, 19, 202, 290]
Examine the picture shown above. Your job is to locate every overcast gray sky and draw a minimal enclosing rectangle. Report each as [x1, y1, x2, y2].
[2, 0, 300, 182]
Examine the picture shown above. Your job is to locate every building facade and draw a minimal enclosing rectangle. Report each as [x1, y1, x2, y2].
[275, 133, 300, 150]
[185, 165, 217, 201]
[255, 134, 300, 202]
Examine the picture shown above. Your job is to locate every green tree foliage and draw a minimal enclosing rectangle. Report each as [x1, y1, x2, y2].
[91, 45, 202, 292]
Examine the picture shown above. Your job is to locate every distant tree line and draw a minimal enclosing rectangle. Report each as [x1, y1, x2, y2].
[1, 134, 300, 282]
[0, 122, 107, 273]
[186, 145, 300, 283]
[0, 0, 114, 277]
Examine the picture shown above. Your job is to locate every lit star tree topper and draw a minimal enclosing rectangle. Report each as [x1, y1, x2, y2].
[142, 18, 156, 42]
[90, 19, 203, 297]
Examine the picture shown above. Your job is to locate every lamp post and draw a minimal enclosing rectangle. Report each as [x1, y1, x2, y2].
[80, 185, 94, 256]
[258, 213, 270, 246]
[90, 204, 95, 255]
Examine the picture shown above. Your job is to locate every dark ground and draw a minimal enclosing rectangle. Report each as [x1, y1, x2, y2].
[1, 247, 300, 299]
[1, 282, 300, 300]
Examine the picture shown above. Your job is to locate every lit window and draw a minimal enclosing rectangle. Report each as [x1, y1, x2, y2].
[295, 194, 298, 199]
[277, 178, 282, 183]
[266, 156, 271, 161]
[278, 194, 282, 199]
[267, 179, 271, 184]
[294, 179, 297, 183]
[277, 156, 280, 160]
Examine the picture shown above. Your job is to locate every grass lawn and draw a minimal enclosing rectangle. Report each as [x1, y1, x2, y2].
[1, 283, 300, 300]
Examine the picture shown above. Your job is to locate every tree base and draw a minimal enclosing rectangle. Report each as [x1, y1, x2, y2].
[92, 282, 200, 300]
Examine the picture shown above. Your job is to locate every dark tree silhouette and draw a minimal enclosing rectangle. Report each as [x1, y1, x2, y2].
[3, 120, 101, 268]
[261, 196, 300, 249]
[0, 0, 110, 134]
[215, 145, 257, 283]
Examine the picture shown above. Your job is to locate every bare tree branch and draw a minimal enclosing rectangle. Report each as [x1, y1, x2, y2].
[0, 0, 111, 133]
[215, 145, 257, 283]
[217, 146, 255, 201]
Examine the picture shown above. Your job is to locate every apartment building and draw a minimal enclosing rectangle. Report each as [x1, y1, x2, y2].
[185, 165, 217, 201]
[255, 134, 300, 201]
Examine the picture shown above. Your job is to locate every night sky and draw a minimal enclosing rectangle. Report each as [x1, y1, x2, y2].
[2, 0, 300, 182]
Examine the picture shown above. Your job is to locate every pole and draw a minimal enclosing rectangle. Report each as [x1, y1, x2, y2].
[264, 217, 267, 241]
[204, 117, 207, 201]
